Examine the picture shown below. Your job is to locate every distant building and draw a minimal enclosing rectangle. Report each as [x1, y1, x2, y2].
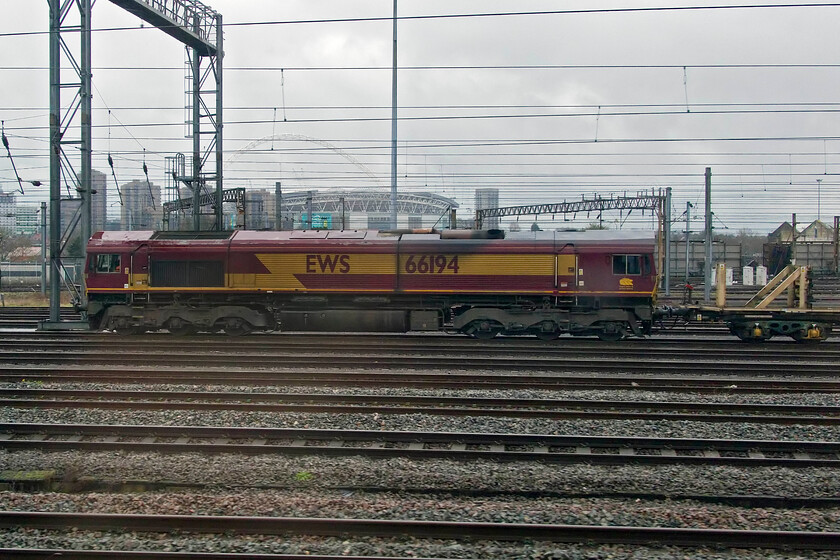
[121, 179, 161, 230]
[764, 219, 837, 274]
[245, 189, 274, 230]
[800, 219, 835, 242]
[90, 169, 108, 232]
[767, 222, 796, 244]
[475, 188, 500, 230]
[0, 190, 15, 230]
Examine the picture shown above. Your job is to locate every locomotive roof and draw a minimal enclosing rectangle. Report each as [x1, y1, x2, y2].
[506, 230, 655, 245]
[89, 229, 655, 248]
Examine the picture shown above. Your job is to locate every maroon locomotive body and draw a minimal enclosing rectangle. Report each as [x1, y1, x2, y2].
[84, 229, 658, 339]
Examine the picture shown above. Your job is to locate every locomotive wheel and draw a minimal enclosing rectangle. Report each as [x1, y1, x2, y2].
[533, 321, 560, 341]
[596, 331, 623, 342]
[536, 331, 560, 341]
[596, 322, 625, 342]
[110, 317, 141, 336]
[473, 328, 500, 340]
[166, 318, 195, 337]
[468, 320, 501, 339]
[223, 318, 252, 336]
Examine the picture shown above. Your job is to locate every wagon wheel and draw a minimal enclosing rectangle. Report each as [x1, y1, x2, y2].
[790, 324, 829, 343]
[114, 326, 142, 336]
[730, 323, 770, 343]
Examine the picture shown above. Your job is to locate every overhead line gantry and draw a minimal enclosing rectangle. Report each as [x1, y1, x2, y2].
[473, 192, 666, 229]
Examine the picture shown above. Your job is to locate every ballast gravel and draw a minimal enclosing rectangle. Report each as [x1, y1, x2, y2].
[4, 380, 840, 558]
[2, 406, 839, 442]
[2, 488, 840, 559]
[3, 489, 840, 531]
[4, 528, 840, 559]
[4, 449, 840, 498]
[8, 380, 840, 408]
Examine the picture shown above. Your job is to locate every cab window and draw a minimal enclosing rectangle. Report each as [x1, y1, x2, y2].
[93, 254, 121, 273]
[613, 254, 642, 275]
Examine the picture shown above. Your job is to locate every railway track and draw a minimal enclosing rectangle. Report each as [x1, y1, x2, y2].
[4, 329, 840, 556]
[1, 331, 839, 355]
[0, 307, 81, 329]
[5, 388, 840, 424]
[1, 343, 838, 375]
[4, 352, 832, 375]
[3, 423, 839, 467]
[2, 511, 840, 551]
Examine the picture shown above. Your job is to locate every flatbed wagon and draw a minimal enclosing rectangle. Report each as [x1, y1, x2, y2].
[678, 264, 840, 342]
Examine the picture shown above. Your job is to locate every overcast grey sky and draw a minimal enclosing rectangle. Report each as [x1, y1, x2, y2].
[2, 1, 840, 232]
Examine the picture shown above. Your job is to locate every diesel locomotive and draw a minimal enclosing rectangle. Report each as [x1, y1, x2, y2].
[83, 228, 658, 340]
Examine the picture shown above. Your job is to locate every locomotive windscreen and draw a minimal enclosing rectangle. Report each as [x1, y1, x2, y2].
[150, 260, 225, 287]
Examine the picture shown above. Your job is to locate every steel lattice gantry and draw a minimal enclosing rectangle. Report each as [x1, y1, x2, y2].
[43, 0, 222, 330]
[108, 0, 224, 232]
[44, 0, 94, 329]
[473, 190, 673, 296]
[473, 193, 666, 229]
[162, 187, 244, 228]
[279, 190, 459, 215]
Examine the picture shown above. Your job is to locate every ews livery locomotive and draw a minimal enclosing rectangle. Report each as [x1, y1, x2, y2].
[84, 228, 658, 340]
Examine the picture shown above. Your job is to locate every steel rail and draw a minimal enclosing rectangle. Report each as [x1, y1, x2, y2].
[2, 512, 840, 550]
[1, 339, 839, 363]
[0, 549, 424, 560]
[2, 423, 839, 467]
[1, 332, 838, 356]
[4, 368, 839, 393]
[1, 350, 837, 375]
[4, 389, 840, 424]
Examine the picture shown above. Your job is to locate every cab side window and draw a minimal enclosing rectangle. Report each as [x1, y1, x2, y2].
[94, 254, 121, 273]
[613, 254, 642, 275]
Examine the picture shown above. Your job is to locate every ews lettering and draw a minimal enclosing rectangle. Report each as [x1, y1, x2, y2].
[306, 254, 351, 274]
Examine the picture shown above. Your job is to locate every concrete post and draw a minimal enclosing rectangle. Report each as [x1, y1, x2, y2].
[704, 167, 712, 303]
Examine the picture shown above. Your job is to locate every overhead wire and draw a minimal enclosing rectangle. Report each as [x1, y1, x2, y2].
[3, 3, 840, 38]
[107, 111, 124, 206]
[0, 121, 41, 194]
[3, 5, 839, 229]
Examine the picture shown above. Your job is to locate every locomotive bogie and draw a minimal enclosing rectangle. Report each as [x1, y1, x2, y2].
[97, 303, 276, 335]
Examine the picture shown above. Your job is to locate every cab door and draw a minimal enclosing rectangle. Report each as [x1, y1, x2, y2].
[555, 244, 577, 294]
[129, 244, 150, 295]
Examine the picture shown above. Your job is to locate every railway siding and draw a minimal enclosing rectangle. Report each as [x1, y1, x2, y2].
[2, 333, 840, 557]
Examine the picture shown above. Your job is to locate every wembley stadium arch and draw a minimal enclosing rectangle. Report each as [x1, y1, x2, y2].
[163, 189, 459, 231]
